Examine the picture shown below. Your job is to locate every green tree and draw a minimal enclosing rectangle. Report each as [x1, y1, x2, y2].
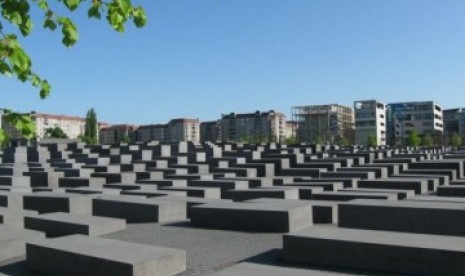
[450, 133, 462, 147]
[338, 136, 349, 146]
[406, 130, 421, 147]
[45, 126, 68, 138]
[0, 0, 146, 144]
[81, 108, 97, 144]
[421, 133, 433, 147]
[367, 134, 377, 147]
[119, 134, 130, 143]
[284, 136, 299, 145]
[314, 134, 323, 145]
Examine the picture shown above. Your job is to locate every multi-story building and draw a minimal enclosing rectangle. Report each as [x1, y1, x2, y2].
[200, 120, 222, 142]
[133, 118, 200, 143]
[443, 108, 465, 143]
[221, 110, 286, 143]
[354, 100, 386, 146]
[292, 104, 354, 144]
[284, 121, 299, 141]
[99, 124, 138, 144]
[1, 111, 107, 140]
[386, 101, 443, 145]
[135, 124, 166, 142]
[166, 118, 200, 142]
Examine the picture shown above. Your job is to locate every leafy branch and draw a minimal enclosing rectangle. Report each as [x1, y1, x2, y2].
[0, 0, 147, 144]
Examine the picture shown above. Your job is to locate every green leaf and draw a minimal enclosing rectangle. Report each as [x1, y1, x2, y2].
[38, 0, 49, 10]
[39, 80, 51, 98]
[132, 7, 146, 28]
[63, 0, 81, 11]
[44, 18, 57, 31]
[59, 18, 79, 47]
[0, 61, 13, 76]
[20, 17, 34, 36]
[9, 47, 32, 78]
[88, 5, 101, 19]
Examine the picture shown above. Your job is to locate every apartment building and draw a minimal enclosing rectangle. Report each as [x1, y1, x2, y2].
[221, 110, 286, 143]
[166, 118, 200, 142]
[99, 124, 138, 144]
[200, 120, 222, 142]
[1, 111, 98, 140]
[284, 121, 299, 141]
[292, 104, 354, 144]
[386, 101, 443, 145]
[354, 100, 386, 146]
[133, 118, 200, 143]
[135, 124, 166, 142]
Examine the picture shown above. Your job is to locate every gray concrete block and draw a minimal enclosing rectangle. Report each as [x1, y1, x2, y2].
[26, 235, 186, 276]
[23, 192, 92, 215]
[24, 212, 126, 237]
[339, 199, 465, 236]
[0, 224, 45, 262]
[92, 195, 186, 223]
[357, 178, 428, 194]
[283, 226, 465, 276]
[190, 201, 312, 232]
[0, 207, 37, 227]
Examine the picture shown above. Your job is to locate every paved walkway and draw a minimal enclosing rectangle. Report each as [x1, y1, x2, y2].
[0, 220, 283, 276]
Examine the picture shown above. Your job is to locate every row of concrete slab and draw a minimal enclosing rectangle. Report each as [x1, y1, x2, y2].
[1, 141, 465, 275]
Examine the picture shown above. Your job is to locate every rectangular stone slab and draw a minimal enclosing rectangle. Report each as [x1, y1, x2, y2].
[26, 235, 186, 276]
[339, 199, 465, 236]
[283, 226, 465, 276]
[190, 201, 312, 232]
[24, 212, 126, 237]
[23, 192, 92, 215]
[356, 178, 428, 194]
[0, 225, 45, 262]
[92, 195, 186, 223]
[207, 262, 355, 276]
[0, 207, 37, 227]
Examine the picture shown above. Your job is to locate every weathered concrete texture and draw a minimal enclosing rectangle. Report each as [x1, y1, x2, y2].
[339, 199, 465, 236]
[283, 226, 465, 276]
[190, 201, 312, 232]
[92, 195, 186, 223]
[23, 192, 92, 215]
[0, 207, 37, 228]
[207, 262, 357, 276]
[26, 234, 186, 276]
[0, 225, 45, 262]
[24, 212, 126, 237]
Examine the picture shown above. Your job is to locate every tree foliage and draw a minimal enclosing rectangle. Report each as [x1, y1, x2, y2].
[314, 134, 323, 145]
[406, 130, 421, 147]
[45, 126, 68, 138]
[450, 133, 462, 147]
[0, 0, 146, 144]
[421, 133, 433, 147]
[367, 134, 377, 147]
[81, 107, 97, 144]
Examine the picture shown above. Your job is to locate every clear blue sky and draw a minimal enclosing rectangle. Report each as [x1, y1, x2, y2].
[1, 0, 465, 124]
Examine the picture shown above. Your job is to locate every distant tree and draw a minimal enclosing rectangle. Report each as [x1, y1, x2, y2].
[367, 135, 377, 147]
[406, 130, 421, 147]
[81, 108, 98, 144]
[45, 127, 68, 138]
[462, 135, 465, 147]
[421, 133, 433, 147]
[285, 137, 299, 145]
[314, 135, 323, 145]
[119, 134, 130, 143]
[450, 133, 462, 147]
[338, 136, 349, 146]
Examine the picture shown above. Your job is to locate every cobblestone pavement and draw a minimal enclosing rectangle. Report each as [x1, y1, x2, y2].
[105, 220, 283, 276]
[0, 220, 283, 276]
[0, 221, 397, 276]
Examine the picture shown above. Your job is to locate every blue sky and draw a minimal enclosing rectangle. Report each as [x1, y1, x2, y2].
[1, 0, 465, 124]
